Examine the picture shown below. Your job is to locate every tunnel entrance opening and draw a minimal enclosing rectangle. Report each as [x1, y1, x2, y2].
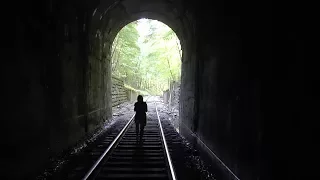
[86, 0, 195, 147]
[109, 18, 182, 130]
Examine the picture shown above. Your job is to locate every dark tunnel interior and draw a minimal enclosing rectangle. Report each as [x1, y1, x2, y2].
[2, 0, 315, 179]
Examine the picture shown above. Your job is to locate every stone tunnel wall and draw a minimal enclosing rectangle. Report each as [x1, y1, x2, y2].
[127, 89, 139, 103]
[163, 81, 180, 130]
[5, 1, 115, 178]
[171, 82, 180, 111]
[163, 81, 180, 111]
[179, 2, 307, 180]
[111, 76, 138, 106]
[111, 76, 128, 107]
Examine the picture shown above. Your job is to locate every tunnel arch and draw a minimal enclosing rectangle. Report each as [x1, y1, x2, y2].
[85, 0, 197, 127]
[98, 13, 186, 48]
[88, 0, 195, 62]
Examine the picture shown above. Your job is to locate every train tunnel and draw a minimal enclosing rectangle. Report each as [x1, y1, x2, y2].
[3, 0, 312, 179]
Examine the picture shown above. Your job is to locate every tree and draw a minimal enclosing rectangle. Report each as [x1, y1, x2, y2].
[111, 19, 182, 95]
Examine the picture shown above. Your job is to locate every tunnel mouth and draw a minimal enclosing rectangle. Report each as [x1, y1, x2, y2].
[86, 0, 194, 139]
[108, 18, 182, 130]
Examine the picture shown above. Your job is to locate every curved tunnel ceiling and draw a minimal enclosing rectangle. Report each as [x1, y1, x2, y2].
[89, 0, 193, 49]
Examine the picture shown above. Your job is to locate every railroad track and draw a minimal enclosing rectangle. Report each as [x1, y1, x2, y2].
[78, 96, 176, 180]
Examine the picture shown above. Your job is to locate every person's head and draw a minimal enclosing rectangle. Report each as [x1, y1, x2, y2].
[137, 95, 143, 102]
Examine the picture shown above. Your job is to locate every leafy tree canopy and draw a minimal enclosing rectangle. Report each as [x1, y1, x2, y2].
[110, 19, 182, 95]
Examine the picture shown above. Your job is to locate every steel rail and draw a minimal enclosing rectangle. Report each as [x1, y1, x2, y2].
[82, 95, 151, 180]
[155, 102, 177, 180]
[82, 113, 135, 180]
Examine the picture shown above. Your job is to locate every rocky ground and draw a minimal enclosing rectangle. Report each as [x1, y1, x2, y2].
[158, 97, 180, 132]
[37, 96, 219, 180]
[37, 102, 136, 179]
[155, 97, 217, 180]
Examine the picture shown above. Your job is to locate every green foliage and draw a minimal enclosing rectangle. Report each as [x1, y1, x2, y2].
[110, 19, 182, 95]
[111, 22, 140, 79]
[124, 84, 150, 96]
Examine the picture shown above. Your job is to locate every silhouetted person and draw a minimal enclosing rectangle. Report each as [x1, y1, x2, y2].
[134, 95, 148, 142]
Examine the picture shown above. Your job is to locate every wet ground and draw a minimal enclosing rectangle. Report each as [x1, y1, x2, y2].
[37, 96, 218, 180]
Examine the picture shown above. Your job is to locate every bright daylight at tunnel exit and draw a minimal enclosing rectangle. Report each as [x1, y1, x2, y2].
[111, 19, 182, 130]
